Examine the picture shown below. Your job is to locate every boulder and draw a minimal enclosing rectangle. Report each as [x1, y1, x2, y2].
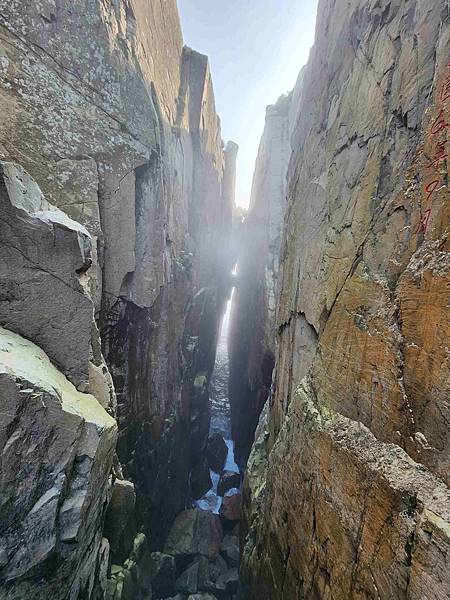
[190, 459, 213, 500]
[217, 471, 241, 497]
[104, 479, 136, 556]
[149, 552, 176, 597]
[206, 434, 228, 473]
[175, 560, 200, 595]
[219, 493, 242, 526]
[217, 568, 239, 594]
[0, 161, 93, 390]
[0, 326, 117, 594]
[164, 509, 223, 560]
[220, 535, 239, 567]
[196, 554, 228, 595]
[129, 533, 153, 596]
[188, 595, 219, 600]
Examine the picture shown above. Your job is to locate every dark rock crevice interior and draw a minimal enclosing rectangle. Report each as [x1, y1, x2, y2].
[0, 1, 449, 599]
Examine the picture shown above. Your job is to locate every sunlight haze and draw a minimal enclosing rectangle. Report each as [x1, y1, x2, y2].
[177, 0, 319, 208]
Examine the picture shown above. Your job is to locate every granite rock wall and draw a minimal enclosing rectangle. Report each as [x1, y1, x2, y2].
[238, 0, 450, 597]
[0, 1, 236, 597]
[229, 91, 299, 466]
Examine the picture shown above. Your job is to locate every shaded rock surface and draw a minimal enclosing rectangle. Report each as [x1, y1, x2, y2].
[148, 552, 176, 598]
[217, 472, 241, 497]
[164, 510, 223, 561]
[206, 434, 229, 474]
[106, 533, 153, 600]
[190, 460, 214, 501]
[220, 535, 240, 568]
[237, 0, 450, 598]
[219, 494, 242, 527]
[228, 93, 296, 466]
[104, 479, 136, 559]
[160, 507, 239, 600]
[0, 0, 236, 597]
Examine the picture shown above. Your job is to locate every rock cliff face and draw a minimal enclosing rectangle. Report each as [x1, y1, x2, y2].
[229, 91, 299, 465]
[0, 1, 235, 597]
[237, 0, 450, 597]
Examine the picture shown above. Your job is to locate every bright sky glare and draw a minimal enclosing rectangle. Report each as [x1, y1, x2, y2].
[177, 0, 318, 208]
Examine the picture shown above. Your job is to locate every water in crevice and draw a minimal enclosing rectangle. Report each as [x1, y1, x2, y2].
[195, 288, 240, 514]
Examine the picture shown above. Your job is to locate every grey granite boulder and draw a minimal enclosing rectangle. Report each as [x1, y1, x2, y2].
[164, 509, 223, 560]
[0, 161, 93, 389]
[0, 326, 117, 598]
[104, 479, 136, 557]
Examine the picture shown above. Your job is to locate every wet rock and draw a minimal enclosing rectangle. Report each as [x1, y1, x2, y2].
[217, 471, 241, 497]
[104, 479, 136, 556]
[219, 493, 242, 526]
[175, 561, 200, 594]
[220, 535, 240, 567]
[188, 594, 219, 600]
[164, 509, 223, 560]
[206, 434, 228, 473]
[190, 459, 213, 500]
[148, 552, 176, 597]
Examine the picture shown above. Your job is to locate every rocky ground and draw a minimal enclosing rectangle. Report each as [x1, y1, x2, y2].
[107, 313, 242, 600]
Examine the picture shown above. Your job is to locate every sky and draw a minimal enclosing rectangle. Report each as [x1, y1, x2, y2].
[177, 0, 319, 208]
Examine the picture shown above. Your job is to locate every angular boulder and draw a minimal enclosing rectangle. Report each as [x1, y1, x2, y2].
[219, 493, 242, 526]
[220, 535, 239, 567]
[217, 471, 241, 497]
[217, 567, 239, 594]
[175, 561, 200, 595]
[104, 479, 136, 557]
[0, 326, 117, 597]
[0, 161, 93, 389]
[190, 459, 213, 500]
[196, 554, 228, 596]
[164, 509, 223, 560]
[206, 434, 228, 473]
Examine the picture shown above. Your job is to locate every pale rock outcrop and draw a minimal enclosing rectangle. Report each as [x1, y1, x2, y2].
[240, 0, 450, 597]
[0, 326, 116, 599]
[0, 161, 117, 598]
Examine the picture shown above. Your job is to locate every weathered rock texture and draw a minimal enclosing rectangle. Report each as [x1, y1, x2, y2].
[229, 91, 299, 465]
[238, 0, 450, 598]
[0, 0, 236, 596]
[0, 326, 116, 600]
